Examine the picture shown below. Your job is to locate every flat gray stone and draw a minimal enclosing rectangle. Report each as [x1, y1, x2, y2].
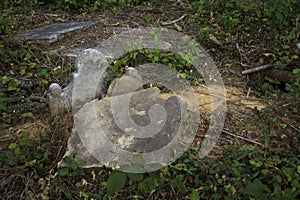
[59, 87, 194, 173]
[16, 20, 103, 43]
[61, 28, 173, 60]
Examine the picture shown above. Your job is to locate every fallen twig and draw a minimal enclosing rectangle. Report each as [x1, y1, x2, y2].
[276, 115, 300, 133]
[7, 96, 48, 104]
[235, 43, 243, 63]
[28, 96, 48, 102]
[161, 14, 187, 26]
[222, 129, 265, 147]
[242, 64, 274, 75]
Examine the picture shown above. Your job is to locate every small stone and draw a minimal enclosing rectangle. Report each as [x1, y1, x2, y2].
[125, 127, 134, 132]
[136, 110, 146, 116]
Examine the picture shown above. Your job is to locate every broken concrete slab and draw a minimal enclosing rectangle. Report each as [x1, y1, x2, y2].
[16, 20, 103, 43]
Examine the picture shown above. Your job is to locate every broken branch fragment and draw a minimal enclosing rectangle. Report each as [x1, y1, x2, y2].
[161, 14, 187, 26]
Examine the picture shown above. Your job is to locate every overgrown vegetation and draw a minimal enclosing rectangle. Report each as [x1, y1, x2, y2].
[191, 0, 300, 97]
[109, 49, 201, 84]
[0, 0, 299, 199]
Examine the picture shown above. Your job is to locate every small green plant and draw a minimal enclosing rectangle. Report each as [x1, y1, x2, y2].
[0, 8, 16, 35]
[286, 68, 300, 98]
[58, 156, 85, 180]
[0, 129, 51, 177]
[0, 77, 21, 91]
[264, 0, 300, 28]
[217, 15, 239, 30]
[106, 170, 127, 195]
[108, 49, 201, 85]
[142, 13, 155, 23]
[102, 170, 157, 196]
[50, 0, 141, 11]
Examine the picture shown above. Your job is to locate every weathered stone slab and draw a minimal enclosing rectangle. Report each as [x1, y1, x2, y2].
[61, 28, 173, 60]
[59, 87, 192, 172]
[51, 27, 227, 170]
[16, 20, 103, 43]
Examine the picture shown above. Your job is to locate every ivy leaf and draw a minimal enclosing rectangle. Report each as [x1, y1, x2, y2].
[107, 171, 126, 195]
[171, 175, 187, 194]
[127, 173, 143, 181]
[292, 68, 300, 74]
[191, 189, 200, 200]
[8, 143, 17, 149]
[231, 167, 241, 177]
[58, 168, 69, 176]
[250, 160, 263, 168]
[140, 176, 157, 193]
[245, 179, 267, 198]
[282, 167, 293, 182]
[8, 78, 20, 91]
[20, 139, 35, 147]
[21, 112, 34, 119]
[24, 52, 31, 61]
[64, 191, 72, 199]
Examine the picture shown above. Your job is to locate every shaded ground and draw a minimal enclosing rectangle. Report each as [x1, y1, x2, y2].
[0, 0, 299, 199]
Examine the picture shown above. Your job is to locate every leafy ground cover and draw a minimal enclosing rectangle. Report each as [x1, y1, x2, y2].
[0, 0, 299, 199]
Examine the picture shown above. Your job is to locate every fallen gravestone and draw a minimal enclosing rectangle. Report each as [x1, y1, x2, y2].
[50, 30, 198, 171]
[49, 27, 226, 172]
[60, 86, 191, 172]
[57, 64, 195, 172]
[49, 28, 184, 171]
[16, 20, 103, 43]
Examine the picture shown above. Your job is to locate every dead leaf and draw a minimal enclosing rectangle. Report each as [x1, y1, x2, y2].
[174, 23, 183, 32]
[209, 34, 222, 46]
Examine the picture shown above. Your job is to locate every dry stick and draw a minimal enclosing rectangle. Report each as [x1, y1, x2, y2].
[28, 96, 47, 102]
[222, 129, 265, 147]
[235, 43, 244, 64]
[242, 64, 274, 75]
[7, 96, 47, 104]
[276, 115, 300, 133]
[147, 190, 157, 200]
[161, 14, 188, 26]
